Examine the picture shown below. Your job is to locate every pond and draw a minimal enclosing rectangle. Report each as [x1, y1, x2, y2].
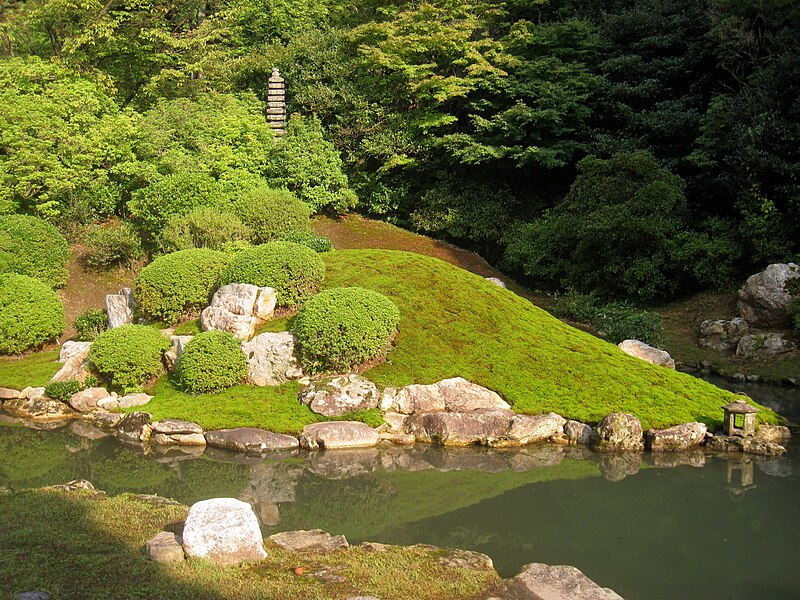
[1, 380, 798, 600]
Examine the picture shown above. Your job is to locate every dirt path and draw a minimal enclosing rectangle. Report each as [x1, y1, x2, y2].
[313, 214, 546, 306]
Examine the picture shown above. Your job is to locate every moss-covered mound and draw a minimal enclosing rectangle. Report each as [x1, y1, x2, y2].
[320, 250, 765, 430]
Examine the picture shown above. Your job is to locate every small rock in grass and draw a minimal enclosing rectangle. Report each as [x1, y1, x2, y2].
[269, 529, 349, 553]
[182, 498, 267, 565]
[14, 593, 50, 600]
[146, 531, 185, 563]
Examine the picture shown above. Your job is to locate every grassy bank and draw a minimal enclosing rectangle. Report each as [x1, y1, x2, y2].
[0, 486, 495, 600]
[0, 350, 60, 389]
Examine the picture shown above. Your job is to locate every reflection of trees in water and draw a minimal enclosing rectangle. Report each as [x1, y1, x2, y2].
[0, 427, 81, 487]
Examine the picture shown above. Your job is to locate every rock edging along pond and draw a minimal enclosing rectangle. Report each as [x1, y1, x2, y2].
[0, 372, 791, 457]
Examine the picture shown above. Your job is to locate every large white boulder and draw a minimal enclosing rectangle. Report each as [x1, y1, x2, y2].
[618, 339, 675, 369]
[299, 375, 379, 416]
[241, 332, 302, 386]
[106, 288, 135, 328]
[738, 263, 800, 328]
[201, 284, 277, 340]
[392, 377, 510, 414]
[182, 498, 267, 565]
[51, 341, 92, 383]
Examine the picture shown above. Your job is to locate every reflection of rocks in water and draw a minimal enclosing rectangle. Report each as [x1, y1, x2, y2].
[69, 420, 109, 441]
[150, 444, 206, 464]
[203, 446, 297, 464]
[647, 450, 706, 469]
[307, 448, 380, 479]
[757, 458, 793, 478]
[562, 445, 593, 462]
[242, 461, 304, 505]
[257, 502, 281, 526]
[416, 445, 511, 473]
[507, 445, 566, 472]
[595, 453, 641, 482]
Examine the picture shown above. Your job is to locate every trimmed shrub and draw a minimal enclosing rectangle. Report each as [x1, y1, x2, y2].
[44, 380, 82, 402]
[127, 172, 228, 239]
[176, 330, 248, 394]
[217, 242, 325, 307]
[158, 207, 251, 253]
[89, 324, 170, 391]
[0, 273, 66, 354]
[73, 308, 108, 341]
[292, 287, 400, 373]
[135, 249, 229, 325]
[0, 215, 69, 288]
[231, 185, 311, 243]
[278, 230, 333, 253]
[81, 221, 143, 268]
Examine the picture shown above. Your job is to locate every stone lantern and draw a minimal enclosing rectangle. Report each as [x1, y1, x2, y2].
[722, 397, 758, 437]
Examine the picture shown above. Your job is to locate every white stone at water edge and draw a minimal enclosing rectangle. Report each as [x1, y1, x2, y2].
[182, 498, 267, 565]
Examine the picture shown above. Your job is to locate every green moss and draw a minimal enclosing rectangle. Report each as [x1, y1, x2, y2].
[139, 377, 380, 434]
[322, 250, 777, 430]
[0, 350, 60, 389]
[173, 318, 202, 336]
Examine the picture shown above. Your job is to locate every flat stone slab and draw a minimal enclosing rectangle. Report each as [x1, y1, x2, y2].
[405, 409, 514, 446]
[68, 387, 109, 413]
[490, 562, 625, 599]
[146, 531, 185, 563]
[299, 421, 380, 450]
[299, 375, 379, 417]
[14, 593, 51, 600]
[0, 387, 19, 399]
[205, 428, 299, 453]
[117, 393, 153, 409]
[646, 422, 707, 452]
[269, 529, 349, 553]
[152, 419, 204, 435]
[3, 396, 76, 421]
[152, 432, 207, 446]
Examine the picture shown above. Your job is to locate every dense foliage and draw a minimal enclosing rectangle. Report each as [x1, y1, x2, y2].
[135, 249, 229, 324]
[44, 380, 82, 402]
[278, 230, 333, 253]
[217, 242, 325, 306]
[81, 221, 143, 268]
[89, 324, 170, 391]
[158, 207, 251, 253]
[73, 309, 109, 341]
[0, 273, 66, 354]
[176, 331, 248, 394]
[293, 286, 400, 372]
[231, 186, 311, 243]
[0, 215, 69, 288]
[0, 0, 797, 303]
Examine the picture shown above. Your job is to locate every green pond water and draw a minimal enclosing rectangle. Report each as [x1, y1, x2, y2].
[0, 417, 797, 600]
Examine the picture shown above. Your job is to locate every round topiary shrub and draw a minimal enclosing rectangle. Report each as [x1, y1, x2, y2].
[292, 287, 400, 373]
[176, 330, 248, 394]
[135, 249, 229, 325]
[232, 185, 311, 243]
[81, 221, 143, 268]
[157, 207, 251, 253]
[217, 242, 325, 307]
[89, 324, 170, 391]
[0, 215, 69, 288]
[0, 273, 66, 354]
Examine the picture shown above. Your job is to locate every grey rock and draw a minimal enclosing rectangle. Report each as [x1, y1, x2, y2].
[115, 412, 152, 444]
[493, 412, 566, 447]
[736, 333, 796, 359]
[564, 420, 593, 445]
[96, 396, 120, 410]
[106, 288, 135, 328]
[51, 341, 93, 383]
[164, 335, 193, 370]
[67, 387, 109, 413]
[492, 562, 625, 600]
[90, 411, 123, 429]
[592, 413, 644, 452]
[618, 339, 676, 369]
[21, 386, 46, 400]
[3, 396, 76, 421]
[755, 424, 792, 443]
[738, 262, 800, 328]
[379, 431, 416, 445]
[269, 529, 349, 553]
[646, 422, 707, 452]
[405, 409, 514, 446]
[705, 434, 786, 456]
[242, 332, 303, 386]
[431, 546, 495, 572]
[182, 498, 267, 565]
[393, 377, 510, 414]
[698, 318, 749, 353]
[14, 593, 50, 600]
[117, 393, 153, 409]
[205, 428, 299, 453]
[146, 531, 185, 563]
[299, 375, 379, 417]
[152, 432, 207, 446]
[201, 283, 276, 340]
[485, 277, 507, 288]
[152, 419, 204, 435]
[299, 421, 380, 450]
[381, 411, 408, 432]
[379, 387, 398, 412]
[0, 387, 19, 399]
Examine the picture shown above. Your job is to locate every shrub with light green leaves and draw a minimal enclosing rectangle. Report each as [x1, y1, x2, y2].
[82, 221, 143, 268]
[89, 324, 170, 391]
[231, 185, 311, 243]
[217, 242, 324, 307]
[0, 215, 69, 288]
[135, 249, 229, 325]
[292, 287, 400, 373]
[176, 330, 248, 394]
[0, 273, 66, 354]
[44, 380, 82, 402]
[277, 230, 333, 253]
[158, 207, 251, 253]
[73, 308, 108, 341]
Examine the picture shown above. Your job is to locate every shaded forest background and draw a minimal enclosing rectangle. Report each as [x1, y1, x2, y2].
[1, 0, 798, 303]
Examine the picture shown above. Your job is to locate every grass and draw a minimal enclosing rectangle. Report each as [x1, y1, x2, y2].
[138, 376, 383, 434]
[0, 487, 495, 600]
[321, 250, 778, 430]
[0, 350, 61, 389]
[173, 319, 202, 336]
